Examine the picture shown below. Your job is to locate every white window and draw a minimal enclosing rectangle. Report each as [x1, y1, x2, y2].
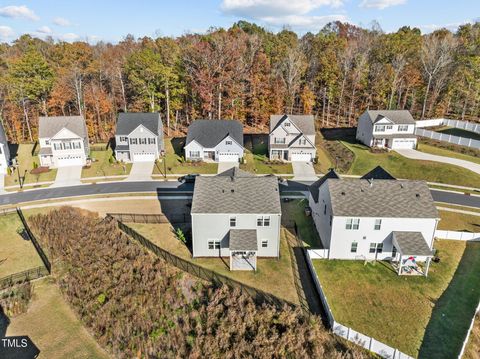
[139, 138, 147, 145]
[230, 217, 236, 227]
[148, 138, 156, 145]
[130, 138, 138, 145]
[346, 218, 360, 230]
[120, 136, 128, 142]
[351, 242, 358, 253]
[189, 151, 200, 158]
[261, 240, 268, 248]
[375, 125, 385, 132]
[374, 219, 382, 230]
[274, 138, 286, 144]
[284, 122, 290, 127]
[386, 125, 393, 130]
[208, 240, 221, 250]
[53, 143, 61, 150]
[63, 142, 72, 150]
[398, 125, 409, 132]
[299, 138, 306, 145]
[226, 140, 232, 145]
[257, 216, 270, 227]
[369, 243, 383, 253]
[45, 140, 50, 145]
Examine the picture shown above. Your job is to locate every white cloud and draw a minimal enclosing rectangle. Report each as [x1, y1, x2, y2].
[359, 0, 406, 9]
[37, 25, 52, 34]
[261, 14, 348, 31]
[53, 17, 71, 26]
[419, 21, 470, 33]
[59, 32, 80, 41]
[221, 0, 343, 17]
[0, 5, 39, 21]
[0, 25, 15, 40]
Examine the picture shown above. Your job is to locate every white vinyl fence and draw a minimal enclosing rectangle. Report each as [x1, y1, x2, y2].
[458, 301, 480, 359]
[415, 128, 480, 149]
[308, 248, 329, 259]
[415, 119, 445, 128]
[416, 118, 480, 134]
[305, 250, 413, 359]
[435, 230, 480, 241]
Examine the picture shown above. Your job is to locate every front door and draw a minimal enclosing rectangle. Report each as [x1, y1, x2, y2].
[204, 151, 215, 160]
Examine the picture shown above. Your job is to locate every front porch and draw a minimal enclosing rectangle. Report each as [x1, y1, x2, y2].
[229, 229, 258, 271]
[270, 149, 289, 161]
[391, 231, 434, 277]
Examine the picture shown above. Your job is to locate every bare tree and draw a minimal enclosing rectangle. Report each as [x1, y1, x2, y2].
[279, 45, 306, 114]
[388, 54, 407, 109]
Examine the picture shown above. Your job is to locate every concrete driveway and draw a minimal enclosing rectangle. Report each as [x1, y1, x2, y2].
[51, 165, 83, 188]
[292, 161, 318, 181]
[125, 161, 154, 182]
[396, 149, 480, 175]
[217, 161, 238, 174]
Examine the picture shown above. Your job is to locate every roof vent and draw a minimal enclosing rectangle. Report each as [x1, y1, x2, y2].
[400, 183, 404, 189]
[341, 191, 345, 196]
[231, 189, 235, 193]
[416, 193, 420, 198]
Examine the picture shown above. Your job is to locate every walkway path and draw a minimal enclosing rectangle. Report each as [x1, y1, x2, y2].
[396, 149, 480, 175]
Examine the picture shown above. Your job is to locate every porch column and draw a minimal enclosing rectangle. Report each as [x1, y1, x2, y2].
[397, 255, 403, 275]
[424, 257, 431, 277]
[229, 251, 233, 271]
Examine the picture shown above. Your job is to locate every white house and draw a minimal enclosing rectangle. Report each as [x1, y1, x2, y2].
[184, 120, 244, 162]
[38, 116, 89, 168]
[308, 166, 439, 276]
[356, 110, 417, 150]
[0, 121, 10, 174]
[191, 167, 281, 271]
[269, 114, 316, 162]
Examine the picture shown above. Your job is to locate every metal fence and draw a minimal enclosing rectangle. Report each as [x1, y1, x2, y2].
[0, 266, 49, 290]
[107, 212, 190, 224]
[415, 128, 480, 150]
[110, 216, 297, 310]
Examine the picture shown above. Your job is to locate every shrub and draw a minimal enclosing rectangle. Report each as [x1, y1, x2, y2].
[175, 228, 186, 244]
[0, 282, 33, 317]
[32, 161, 38, 169]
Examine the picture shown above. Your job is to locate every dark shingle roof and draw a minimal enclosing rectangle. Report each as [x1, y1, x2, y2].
[0, 121, 10, 160]
[270, 115, 315, 135]
[393, 232, 434, 256]
[327, 178, 438, 218]
[39, 116, 87, 138]
[365, 110, 415, 125]
[191, 171, 281, 214]
[309, 169, 340, 203]
[361, 166, 396, 180]
[116, 113, 163, 136]
[229, 229, 258, 251]
[186, 120, 243, 148]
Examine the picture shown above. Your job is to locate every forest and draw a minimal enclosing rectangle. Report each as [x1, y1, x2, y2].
[28, 207, 368, 358]
[0, 20, 479, 143]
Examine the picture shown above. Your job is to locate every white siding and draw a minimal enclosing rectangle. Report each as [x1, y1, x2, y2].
[0, 143, 8, 174]
[309, 186, 333, 249]
[356, 111, 374, 146]
[184, 141, 205, 160]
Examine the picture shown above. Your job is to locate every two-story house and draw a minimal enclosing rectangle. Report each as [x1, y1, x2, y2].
[308, 166, 439, 276]
[0, 121, 10, 174]
[191, 167, 281, 271]
[269, 115, 316, 162]
[114, 113, 164, 162]
[184, 120, 244, 162]
[356, 110, 417, 150]
[38, 116, 89, 168]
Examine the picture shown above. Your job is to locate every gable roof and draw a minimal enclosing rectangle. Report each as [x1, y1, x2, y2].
[39, 116, 87, 139]
[116, 112, 163, 136]
[0, 120, 10, 160]
[309, 169, 340, 203]
[392, 232, 434, 256]
[186, 120, 243, 148]
[361, 166, 396, 180]
[191, 170, 281, 214]
[364, 110, 415, 125]
[229, 229, 258, 251]
[270, 115, 315, 135]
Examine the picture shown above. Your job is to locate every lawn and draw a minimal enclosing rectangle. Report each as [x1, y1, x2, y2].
[342, 141, 480, 187]
[464, 314, 480, 359]
[0, 212, 44, 278]
[313, 240, 480, 358]
[4, 144, 57, 187]
[281, 199, 322, 248]
[418, 143, 480, 165]
[6, 277, 109, 359]
[128, 222, 299, 304]
[153, 137, 218, 175]
[437, 210, 480, 232]
[81, 147, 132, 178]
[435, 126, 480, 141]
[314, 133, 334, 174]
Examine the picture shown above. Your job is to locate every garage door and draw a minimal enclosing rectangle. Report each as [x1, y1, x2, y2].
[132, 153, 155, 162]
[392, 139, 416, 149]
[218, 153, 240, 162]
[57, 155, 84, 167]
[291, 153, 312, 162]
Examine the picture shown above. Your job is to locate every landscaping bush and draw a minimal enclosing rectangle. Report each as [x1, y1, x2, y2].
[0, 281, 33, 317]
[29, 207, 368, 359]
[322, 140, 355, 173]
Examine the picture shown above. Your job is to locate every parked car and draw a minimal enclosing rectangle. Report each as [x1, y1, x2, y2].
[178, 174, 199, 183]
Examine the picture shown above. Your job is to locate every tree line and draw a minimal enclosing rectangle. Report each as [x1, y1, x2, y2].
[1, 20, 479, 143]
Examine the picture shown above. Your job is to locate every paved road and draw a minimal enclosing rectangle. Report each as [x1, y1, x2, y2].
[0, 179, 478, 208]
[396, 149, 480, 175]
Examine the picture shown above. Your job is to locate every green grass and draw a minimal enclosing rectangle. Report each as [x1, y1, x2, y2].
[436, 126, 480, 141]
[0, 213, 44, 278]
[418, 143, 480, 165]
[437, 210, 480, 232]
[6, 277, 109, 359]
[342, 141, 480, 187]
[153, 138, 218, 175]
[4, 144, 57, 187]
[240, 151, 293, 175]
[281, 199, 322, 248]
[82, 147, 132, 178]
[313, 240, 480, 358]
[314, 134, 334, 174]
[129, 222, 299, 304]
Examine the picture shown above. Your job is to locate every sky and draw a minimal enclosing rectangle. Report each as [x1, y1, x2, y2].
[0, 0, 479, 43]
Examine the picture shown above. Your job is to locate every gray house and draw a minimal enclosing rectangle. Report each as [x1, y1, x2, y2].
[191, 167, 281, 271]
[115, 113, 164, 162]
[0, 121, 10, 174]
[269, 115, 316, 162]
